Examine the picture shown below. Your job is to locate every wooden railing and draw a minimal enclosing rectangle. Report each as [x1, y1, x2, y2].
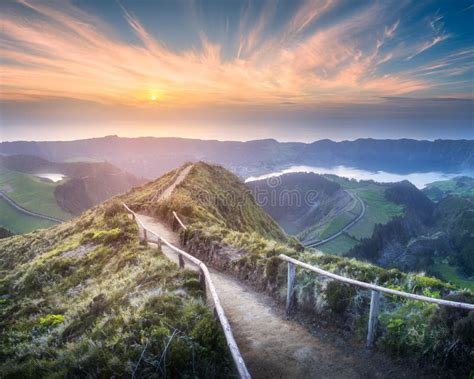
[279, 254, 474, 348]
[123, 204, 251, 379]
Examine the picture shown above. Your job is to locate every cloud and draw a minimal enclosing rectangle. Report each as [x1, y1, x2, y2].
[407, 34, 451, 60]
[384, 20, 399, 38]
[0, 0, 468, 109]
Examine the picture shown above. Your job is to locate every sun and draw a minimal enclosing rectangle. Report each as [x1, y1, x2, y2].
[151, 95, 157, 101]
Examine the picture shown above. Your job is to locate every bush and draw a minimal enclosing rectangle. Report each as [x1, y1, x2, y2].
[104, 200, 124, 218]
[38, 314, 65, 328]
[325, 281, 356, 314]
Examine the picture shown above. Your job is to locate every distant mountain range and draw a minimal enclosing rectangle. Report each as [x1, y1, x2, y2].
[1, 136, 473, 179]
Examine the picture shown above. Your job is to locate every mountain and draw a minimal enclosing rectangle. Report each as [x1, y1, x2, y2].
[125, 162, 472, 374]
[423, 176, 474, 202]
[1, 136, 473, 179]
[0, 155, 144, 233]
[1, 162, 472, 375]
[246, 172, 352, 237]
[348, 183, 474, 290]
[0, 199, 233, 377]
[126, 162, 288, 243]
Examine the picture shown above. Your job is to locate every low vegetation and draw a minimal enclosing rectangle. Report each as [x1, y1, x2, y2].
[0, 167, 72, 221]
[0, 200, 233, 377]
[0, 197, 55, 234]
[0, 155, 143, 234]
[423, 176, 474, 202]
[134, 163, 473, 376]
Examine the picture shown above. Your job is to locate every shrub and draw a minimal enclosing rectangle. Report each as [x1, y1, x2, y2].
[38, 314, 65, 328]
[104, 200, 124, 218]
[325, 281, 356, 314]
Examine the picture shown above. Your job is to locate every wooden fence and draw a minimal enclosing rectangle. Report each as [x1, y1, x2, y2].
[123, 204, 251, 379]
[279, 254, 474, 348]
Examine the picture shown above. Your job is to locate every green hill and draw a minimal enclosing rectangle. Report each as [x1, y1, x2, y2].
[423, 176, 474, 202]
[0, 155, 144, 234]
[2, 162, 473, 376]
[246, 173, 351, 237]
[0, 200, 232, 377]
[126, 162, 287, 242]
[125, 162, 472, 374]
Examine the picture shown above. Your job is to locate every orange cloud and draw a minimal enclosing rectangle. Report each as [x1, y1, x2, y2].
[0, 0, 445, 109]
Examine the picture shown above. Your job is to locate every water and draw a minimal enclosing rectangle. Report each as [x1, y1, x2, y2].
[245, 165, 473, 189]
[34, 173, 66, 182]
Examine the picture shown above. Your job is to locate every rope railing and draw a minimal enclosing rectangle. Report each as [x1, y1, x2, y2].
[123, 203, 251, 379]
[278, 254, 474, 348]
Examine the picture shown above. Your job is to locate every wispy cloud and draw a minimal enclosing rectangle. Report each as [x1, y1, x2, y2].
[0, 0, 469, 109]
[407, 34, 451, 60]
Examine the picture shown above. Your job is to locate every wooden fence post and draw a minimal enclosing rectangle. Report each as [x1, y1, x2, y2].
[286, 262, 296, 316]
[143, 229, 148, 242]
[178, 253, 185, 269]
[199, 268, 206, 298]
[367, 290, 380, 348]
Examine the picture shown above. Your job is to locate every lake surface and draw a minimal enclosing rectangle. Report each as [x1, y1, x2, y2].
[34, 173, 66, 183]
[245, 165, 474, 189]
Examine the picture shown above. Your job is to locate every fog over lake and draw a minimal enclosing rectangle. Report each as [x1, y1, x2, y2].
[34, 173, 66, 182]
[245, 165, 474, 188]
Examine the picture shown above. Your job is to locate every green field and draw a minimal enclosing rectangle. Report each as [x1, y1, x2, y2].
[317, 232, 359, 255]
[0, 168, 72, 220]
[423, 177, 474, 202]
[347, 187, 404, 240]
[313, 177, 405, 255]
[317, 212, 355, 239]
[431, 258, 474, 291]
[0, 198, 55, 234]
[0, 168, 72, 233]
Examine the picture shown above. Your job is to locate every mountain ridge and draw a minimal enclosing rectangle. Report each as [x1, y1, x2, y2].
[1, 136, 472, 179]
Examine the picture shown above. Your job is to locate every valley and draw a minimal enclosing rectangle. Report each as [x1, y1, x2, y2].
[0, 155, 144, 234]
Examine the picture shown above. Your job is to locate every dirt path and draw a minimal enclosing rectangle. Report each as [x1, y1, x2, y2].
[137, 213, 427, 379]
[161, 164, 193, 200]
[133, 166, 425, 378]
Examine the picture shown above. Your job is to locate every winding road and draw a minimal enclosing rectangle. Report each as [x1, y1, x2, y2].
[303, 190, 365, 248]
[0, 190, 63, 223]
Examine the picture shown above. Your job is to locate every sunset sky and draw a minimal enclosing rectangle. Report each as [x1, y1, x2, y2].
[1, 0, 473, 142]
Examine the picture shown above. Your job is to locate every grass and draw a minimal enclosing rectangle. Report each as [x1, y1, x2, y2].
[318, 212, 355, 239]
[431, 258, 474, 291]
[130, 162, 287, 243]
[347, 187, 404, 240]
[0, 197, 55, 233]
[159, 163, 473, 375]
[423, 177, 474, 202]
[0, 167, 72, 220]
[0, 199, 233, 377]
[302, 177, 404, 256]
[317, 233, 359, 255]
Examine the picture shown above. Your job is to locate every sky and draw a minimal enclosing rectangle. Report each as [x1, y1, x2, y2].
[0, 0, 473, 142]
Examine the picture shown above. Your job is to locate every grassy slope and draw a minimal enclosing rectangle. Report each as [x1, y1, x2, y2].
[0, 168, 72, 220]
[432, 258, 474, 291]
[0, 198, 55, 234]
[0, 200, 232, 377]
[423, 176, 474, 202]
[348, 187, 404, 239]
[317, 177, 404, 255]
[128, 162, 288, 243]
[316, 233, 359, 255]
[145, 163, 472, 373]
